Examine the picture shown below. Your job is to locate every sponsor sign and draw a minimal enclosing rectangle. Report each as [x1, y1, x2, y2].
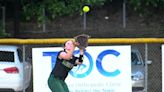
[32, 46, 131, 92]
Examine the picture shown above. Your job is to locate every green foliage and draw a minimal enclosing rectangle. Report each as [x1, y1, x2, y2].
[21, 0, 164, 22]
[129, 0, 164, 17]
[21, 0, 107, 22]
[0, 23, 10, 37]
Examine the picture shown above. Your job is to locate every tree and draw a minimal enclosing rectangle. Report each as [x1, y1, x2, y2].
[21, 0, 107, 22]
[129, 0, 164, 16]
[20, 0, 164, 22]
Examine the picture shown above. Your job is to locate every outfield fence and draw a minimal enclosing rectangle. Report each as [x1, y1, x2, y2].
[0, 38, 164, 44]
[0, 38, 163, 92]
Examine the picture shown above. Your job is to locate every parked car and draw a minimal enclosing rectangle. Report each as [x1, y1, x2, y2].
[0, 45, 31, 92]
[131, 48, 151, 91]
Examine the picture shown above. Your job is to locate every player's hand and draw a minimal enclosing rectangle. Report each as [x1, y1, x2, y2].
[73, 41, 80, 47]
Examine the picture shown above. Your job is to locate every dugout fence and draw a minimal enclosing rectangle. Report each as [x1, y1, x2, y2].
[0, 38, 163, 92]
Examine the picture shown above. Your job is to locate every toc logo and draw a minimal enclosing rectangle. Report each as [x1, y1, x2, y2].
[69, 50, 93, 78]
[43, 49, 121, 78]
[96, 50, 121, 77]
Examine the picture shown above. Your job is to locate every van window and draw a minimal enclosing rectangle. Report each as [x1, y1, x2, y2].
[0, 51, 14, 62]
[131, 52, 142, 65]
[17, 49, 23, 62]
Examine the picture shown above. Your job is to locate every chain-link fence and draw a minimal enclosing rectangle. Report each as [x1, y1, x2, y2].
[0, 39, 163, 92]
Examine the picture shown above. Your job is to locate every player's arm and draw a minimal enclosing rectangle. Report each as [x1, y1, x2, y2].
[75, 49, 84, 65]
[58, 51, 73, 60]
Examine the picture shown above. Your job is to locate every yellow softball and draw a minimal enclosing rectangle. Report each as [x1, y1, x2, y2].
[83, 6, 90, 13]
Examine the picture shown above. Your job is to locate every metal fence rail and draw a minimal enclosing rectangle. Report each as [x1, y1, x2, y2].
[0, 38, 164, 44]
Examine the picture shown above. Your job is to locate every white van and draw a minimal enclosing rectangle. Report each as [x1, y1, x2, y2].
[0, 45, 31, 92]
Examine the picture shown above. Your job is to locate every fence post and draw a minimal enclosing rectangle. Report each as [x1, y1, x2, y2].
[42, 7, 46, 32]
[23, 45, 26, 92]
[83, 12, 86, 31]
[123, 0, 126, 28]
[145, 43, 148, 92]
[2, 6, 5, 33]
